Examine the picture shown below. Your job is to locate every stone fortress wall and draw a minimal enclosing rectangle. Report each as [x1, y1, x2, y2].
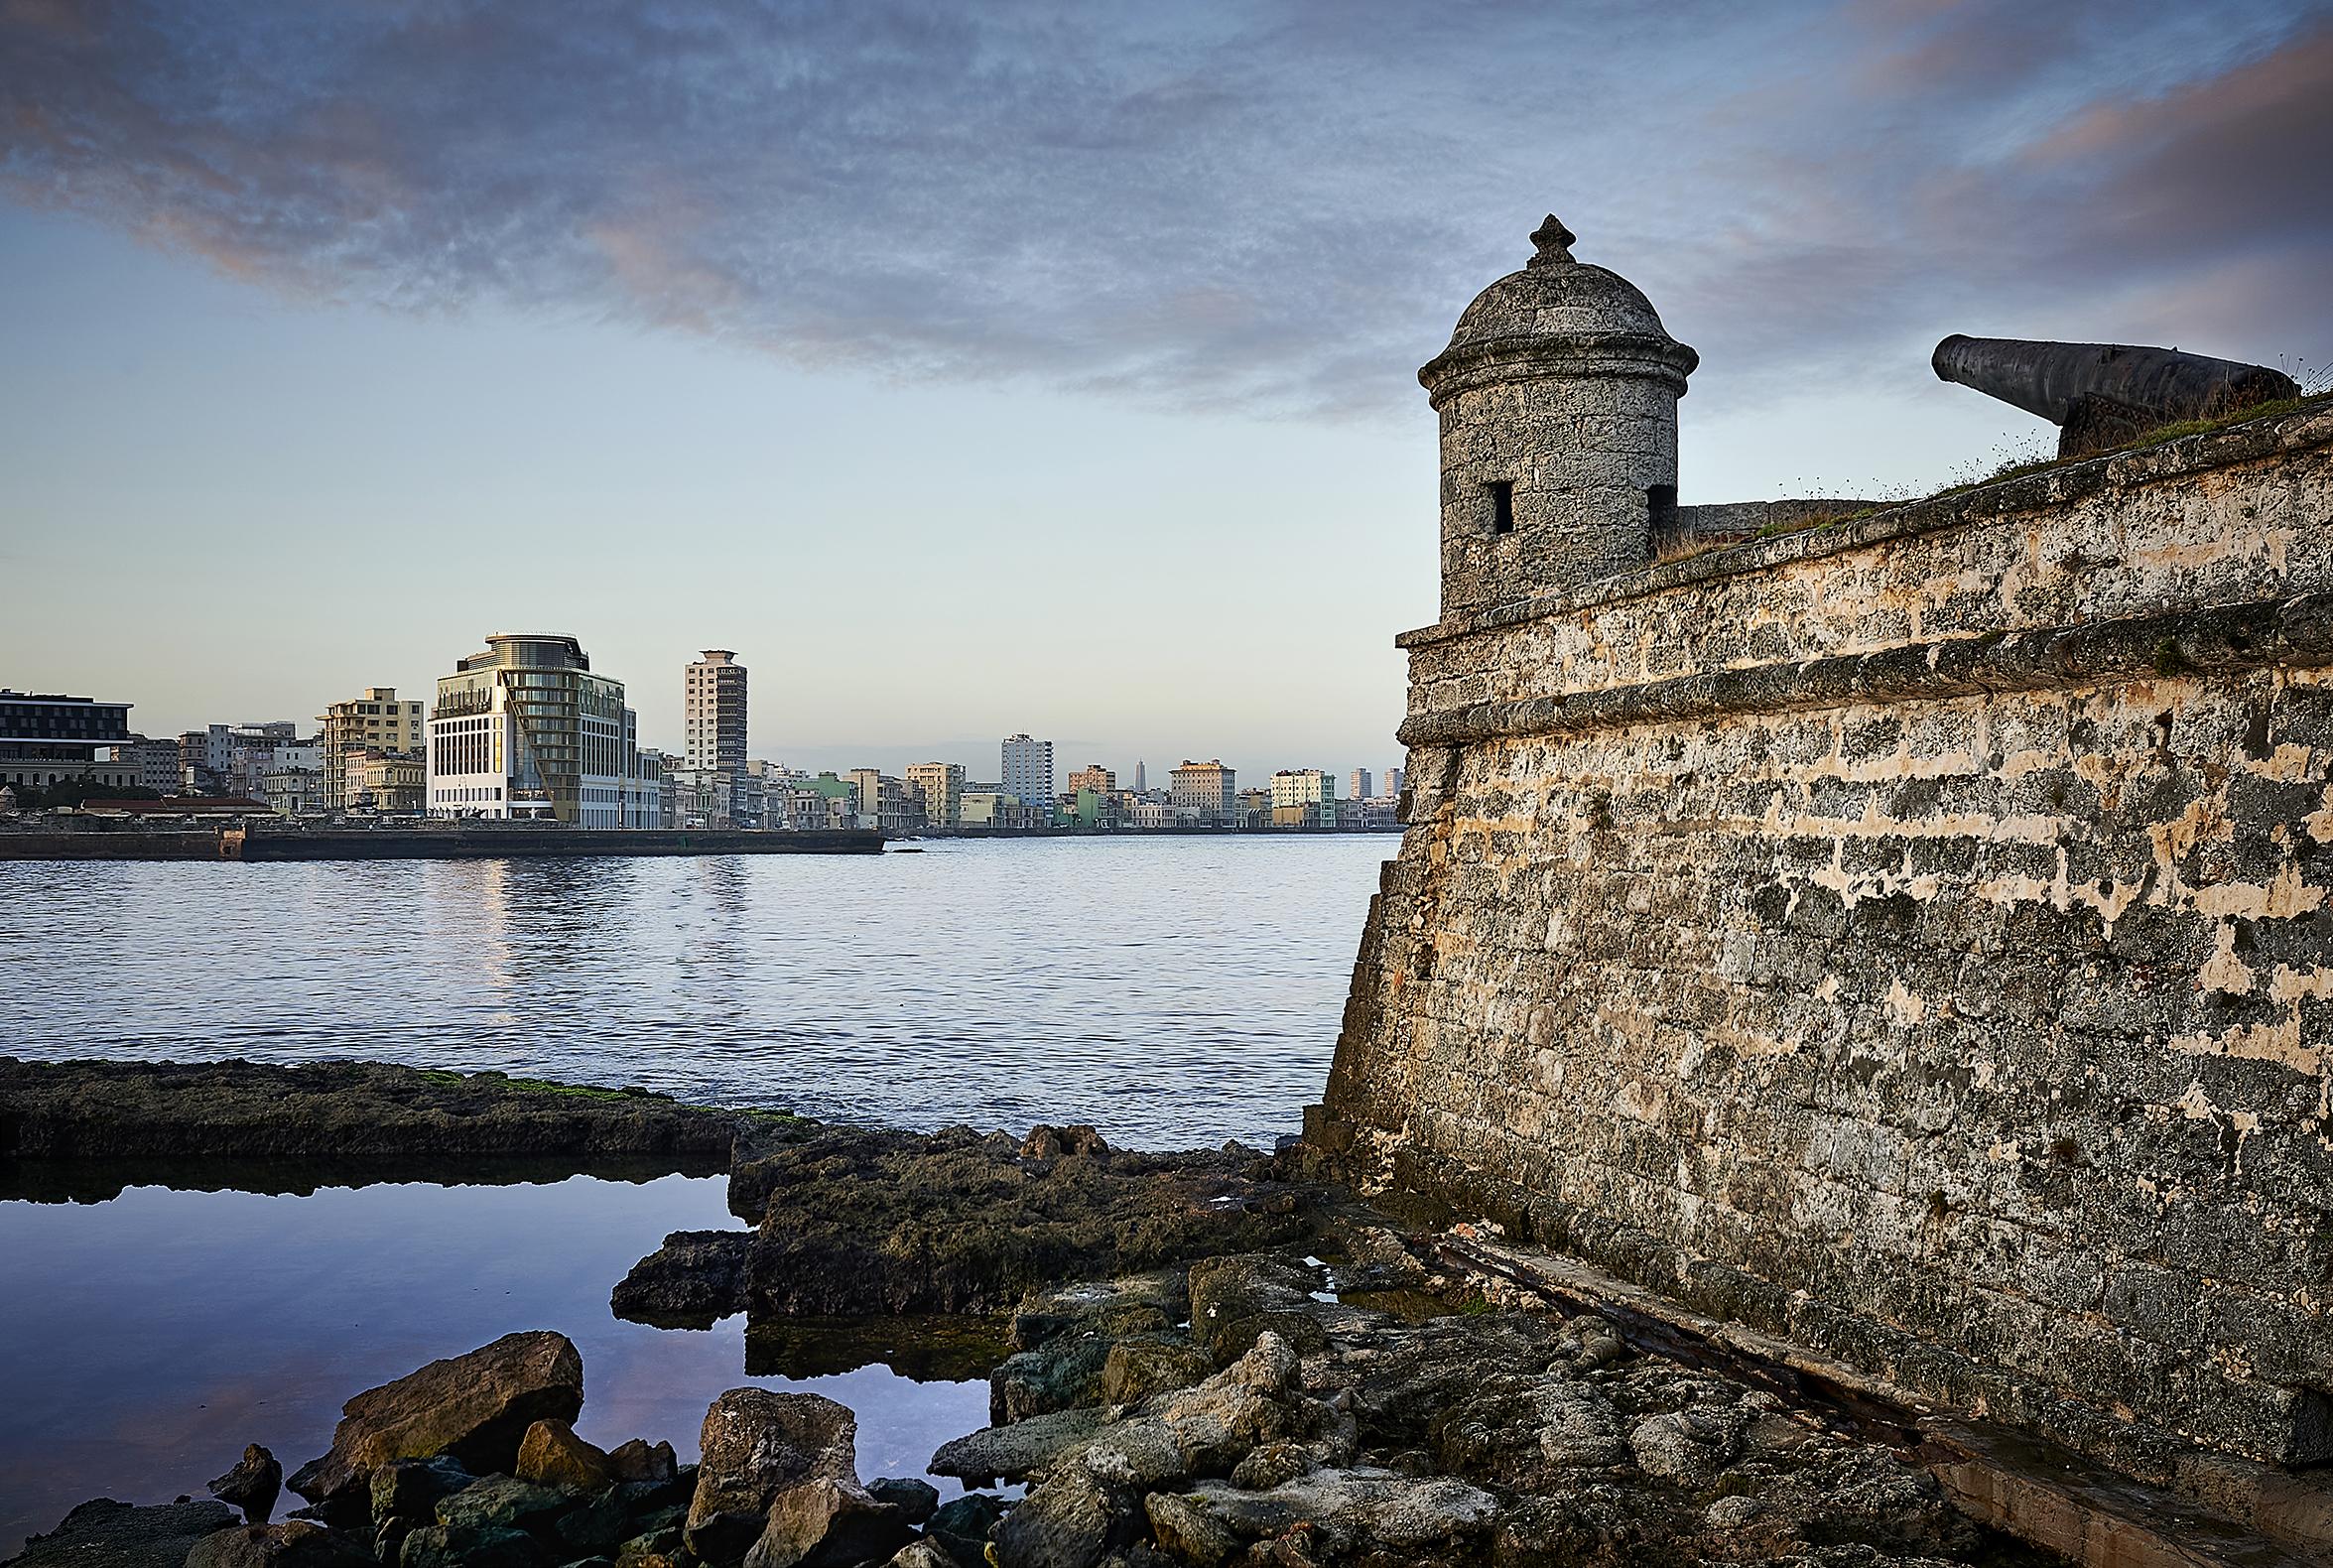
[1312, 216, 2333, 1487]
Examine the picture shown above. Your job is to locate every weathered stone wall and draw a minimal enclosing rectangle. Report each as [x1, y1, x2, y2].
[1316, 403, 2333, 1481]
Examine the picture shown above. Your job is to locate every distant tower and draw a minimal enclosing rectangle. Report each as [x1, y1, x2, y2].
[1418, 215, 1697, 617]
[685, 650, 748, 775]
[1134, 760, 1147, 793]
[1001, 733, 1054, 808]
[1350, 767, 1373, 802]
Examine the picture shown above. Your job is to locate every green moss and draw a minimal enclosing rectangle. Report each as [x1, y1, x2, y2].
[2153, 638, 2194, 678]
[503, 1076, 640, 1103]
[412, 1065, 806, 1122]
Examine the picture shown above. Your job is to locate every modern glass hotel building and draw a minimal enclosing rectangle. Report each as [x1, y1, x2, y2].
[425, 633, 660, 828]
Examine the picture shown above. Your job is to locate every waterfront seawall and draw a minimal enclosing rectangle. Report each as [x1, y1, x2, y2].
[1313, 402, 2333, 1481]
[0, 826, 884, 860]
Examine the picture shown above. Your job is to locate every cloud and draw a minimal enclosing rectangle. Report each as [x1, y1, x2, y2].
[3, 0, 2327, 419]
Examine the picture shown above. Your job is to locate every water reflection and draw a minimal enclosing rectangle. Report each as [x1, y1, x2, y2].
[0, 1176, 992, 1555]
[0, 837, 1390, 1147]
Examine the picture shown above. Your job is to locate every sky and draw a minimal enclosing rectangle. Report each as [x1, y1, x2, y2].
[2, 0, 2328, 780]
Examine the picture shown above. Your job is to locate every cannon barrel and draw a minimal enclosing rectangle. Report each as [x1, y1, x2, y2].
[1932, 334, 2297, 429]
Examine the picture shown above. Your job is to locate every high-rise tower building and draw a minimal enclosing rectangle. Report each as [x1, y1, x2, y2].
[1001, 733, 1054, 810]
[684, 650, 748, 776]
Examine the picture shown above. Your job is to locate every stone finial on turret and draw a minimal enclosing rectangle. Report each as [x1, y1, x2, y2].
[1527, 213, 1577, 267]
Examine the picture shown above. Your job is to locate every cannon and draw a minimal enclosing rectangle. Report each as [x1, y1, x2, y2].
[1931, 334, 2298, 457]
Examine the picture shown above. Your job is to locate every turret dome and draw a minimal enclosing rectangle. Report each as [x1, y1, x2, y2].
[1420, 216, 1697, 406]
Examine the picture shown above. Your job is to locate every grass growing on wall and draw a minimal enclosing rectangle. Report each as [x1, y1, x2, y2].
[1741, 389, 2333, 546]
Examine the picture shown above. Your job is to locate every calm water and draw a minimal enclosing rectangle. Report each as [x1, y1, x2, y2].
[0, 835, 1392, 1147]
[0, 1174, 993, 1554]
[0, 838, 1390, 1550]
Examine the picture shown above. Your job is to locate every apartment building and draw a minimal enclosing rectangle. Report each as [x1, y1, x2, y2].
[1169, 759, 1236, 826]
[905, 761, 966, 829]
[319, 689, 425, 812]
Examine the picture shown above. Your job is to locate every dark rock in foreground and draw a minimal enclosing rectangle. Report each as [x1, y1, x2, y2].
[929, 1244, 2059, 1568]
[209, 1442, 283, 1524]
[722, 1123, 1316, 1317]
[184, 1519, 373, 1565]
[686, 1389, 861, 1564]
[289, 1330, 584, 1510]
[3, 1498, 236, 1567]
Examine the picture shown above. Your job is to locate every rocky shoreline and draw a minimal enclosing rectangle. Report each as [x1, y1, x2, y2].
[5, 1234, 2052, 1568]
[0, 1058, 2271, 1566]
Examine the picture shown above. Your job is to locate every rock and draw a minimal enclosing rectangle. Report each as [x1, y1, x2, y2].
[435, 1475, 572, 1534]
[605, 1438, 680, 1486]
[883, 1542, 957, 1568]
[551, 1486, 668, 1559]
[1019, 1124, 1109, 1162]
[992, 1337, 1115, 1424]
[1174, 1470, 1498, 1557]
[1229, 1441, 1315, 1492]
[208, 1443, 285, 1524]
[1328, 1225, 1429, 1291]
[864, 1477, 940, 1524]
[742, 1478, 913, 1568]
[721, 1126, 1314, 1316]
[290, 1331, 584, 1507]
[3, 1498, 237, 1568]
[1100, 1340, 1212, 1407]
[395, 1521, 548, 1567]
[1057, 1417, 1193, 1492]
[1010, 1275, 1181, 1352]
[610, 1230, 753, 1328]
[370, 1457, 472, 1525]
[611, 1522, 687, 1566]
[1184, 1255, 1331, 1360]
[924, 1493, 1008, 1567]
[1431, 1368, 1628, 1481]
[686, 1389, 859, 1565]
[987, 1464, 1130, 1568]
[183, 1521, 373, 1566]
[1141, 1491, 1237, 1566]
[516, 1419, 615, 1491]
[929, 1405, 1109, 1484]
[0, 1057, 755, 1173]
[1626, 1403, 1752, 1489]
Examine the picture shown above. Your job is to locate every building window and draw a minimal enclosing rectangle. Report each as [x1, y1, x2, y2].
[1487, 479, 1515, 535]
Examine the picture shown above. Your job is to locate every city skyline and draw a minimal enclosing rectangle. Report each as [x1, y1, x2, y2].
[5, 4, 2326, 771]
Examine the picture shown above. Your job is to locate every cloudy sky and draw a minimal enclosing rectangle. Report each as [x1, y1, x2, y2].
[2, 0, 2327, 778]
